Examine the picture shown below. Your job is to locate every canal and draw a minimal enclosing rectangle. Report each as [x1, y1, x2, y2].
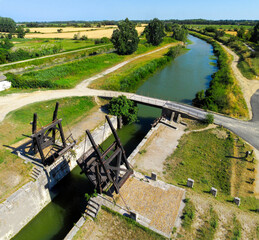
[12, 35, 217, 240]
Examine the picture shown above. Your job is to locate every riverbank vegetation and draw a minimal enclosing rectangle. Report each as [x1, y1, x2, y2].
[189, 25, 259, 79]
[191, 32, 248, 118]
[90, 44, 186, 92]
[0, 97, 96, 203]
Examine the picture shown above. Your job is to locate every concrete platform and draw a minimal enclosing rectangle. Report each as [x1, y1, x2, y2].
[97, 172, 185, 238]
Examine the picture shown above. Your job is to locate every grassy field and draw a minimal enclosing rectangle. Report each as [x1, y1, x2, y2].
[0, 97, 96, 203]
[11, 38, 97, 52]
[0, 44, 113, 73]
[74, 206, 166, 240]
[164, 127, 258, 211]
[8, 52, 125, 88]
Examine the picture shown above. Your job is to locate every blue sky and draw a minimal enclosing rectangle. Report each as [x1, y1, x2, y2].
[0, 0, 258, 22]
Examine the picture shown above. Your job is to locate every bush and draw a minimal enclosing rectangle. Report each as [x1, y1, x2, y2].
[182, 198, 195, 229]
[6, 73, 56, 89]
[95, 37, 110, 44]
[204, 113, 214, 124]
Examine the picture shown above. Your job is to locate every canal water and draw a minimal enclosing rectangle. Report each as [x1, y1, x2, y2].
[12, 35, 217, 240]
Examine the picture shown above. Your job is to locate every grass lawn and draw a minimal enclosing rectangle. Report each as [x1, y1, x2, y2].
[164, 128, 233, 195]
[164, 127, 258, 211]
[0, 97, 96, 202]
[74, 206, 166, 240]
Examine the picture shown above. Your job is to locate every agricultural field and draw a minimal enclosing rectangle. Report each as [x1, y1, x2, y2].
[24, 26, 145, 39]
[187, 24, 253, 31]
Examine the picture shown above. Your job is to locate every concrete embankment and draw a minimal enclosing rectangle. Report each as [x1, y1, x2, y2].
[0, 117, 118, 240]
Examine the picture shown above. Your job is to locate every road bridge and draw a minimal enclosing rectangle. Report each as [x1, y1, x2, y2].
[99, 91, 259, 150]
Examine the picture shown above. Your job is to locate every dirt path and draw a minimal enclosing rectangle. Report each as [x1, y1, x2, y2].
[221, 44, 259, 119]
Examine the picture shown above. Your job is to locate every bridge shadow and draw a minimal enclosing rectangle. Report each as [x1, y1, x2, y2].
[3, 138, 44, 167]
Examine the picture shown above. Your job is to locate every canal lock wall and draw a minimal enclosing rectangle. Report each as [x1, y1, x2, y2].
[0, 117, 118, 240]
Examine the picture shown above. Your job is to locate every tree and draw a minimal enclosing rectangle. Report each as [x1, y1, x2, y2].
[111, 18, 139, 55]
[16, 26, 26, 38]
[0, 38, 13, 49]
[237, 27, 245, 39]
[108, 95, 138, 124]
[192, 90, 205, 108]
[145, 18, 166, 46]
[172, 24, 188, 42]
[250, 23, 259, 43]
[165, 22, 173, 32]
[0, 17, 16, 33]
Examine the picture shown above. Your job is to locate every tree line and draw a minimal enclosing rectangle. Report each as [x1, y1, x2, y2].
[111, 18, 188, 55]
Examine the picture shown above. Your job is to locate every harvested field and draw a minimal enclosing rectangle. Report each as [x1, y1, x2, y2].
[25, 27, 145, 39]
[28, 27, 101, 33]
[225, 31, 237, 36]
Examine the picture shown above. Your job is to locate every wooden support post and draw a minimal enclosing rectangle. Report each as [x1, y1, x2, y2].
[58, 122, 66, 147]
[105, 115, 130, 170]
[32, 113, 37, 134]
[52, 102, 59, 140]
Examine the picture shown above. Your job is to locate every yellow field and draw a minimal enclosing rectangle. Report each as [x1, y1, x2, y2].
[25, 26, 145, 39]
[28, 25, 118, 33]
[225, 31, 237, 36]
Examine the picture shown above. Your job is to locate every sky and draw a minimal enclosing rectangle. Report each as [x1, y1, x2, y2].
[0, 0, 258, 22]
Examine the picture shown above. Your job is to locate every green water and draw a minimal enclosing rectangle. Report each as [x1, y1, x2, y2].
[12, 35, 217, 240]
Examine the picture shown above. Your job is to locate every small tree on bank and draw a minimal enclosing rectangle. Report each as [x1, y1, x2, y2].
[145, 18, 166, 46]
[111, 18, 139, 55]
[108, 95, 138, 124]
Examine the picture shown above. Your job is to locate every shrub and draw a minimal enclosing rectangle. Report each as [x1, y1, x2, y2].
[204, 113, 214, 124]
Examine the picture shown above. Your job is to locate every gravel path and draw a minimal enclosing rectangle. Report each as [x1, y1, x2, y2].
[220, 44, 259, 119]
